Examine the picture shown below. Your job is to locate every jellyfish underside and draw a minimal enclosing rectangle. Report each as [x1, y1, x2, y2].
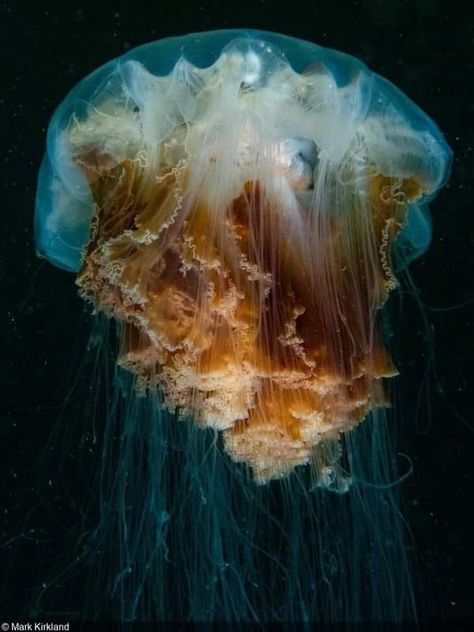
[65, 43, 427, 483]
[33, 32, 453, 622]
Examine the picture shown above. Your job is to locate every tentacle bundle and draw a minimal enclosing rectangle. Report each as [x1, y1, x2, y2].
[36, 32, 450, 482]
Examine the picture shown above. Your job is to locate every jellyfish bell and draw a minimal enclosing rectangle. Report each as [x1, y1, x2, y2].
[34, 29, 451, 621]
[35, 30, 449, 484]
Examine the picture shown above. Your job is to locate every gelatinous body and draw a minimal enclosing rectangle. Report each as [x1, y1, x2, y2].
[35, 30, 449, 483]
[35, 30, 451, 621]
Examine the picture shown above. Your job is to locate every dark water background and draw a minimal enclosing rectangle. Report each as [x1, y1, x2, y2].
[0, 0, 473, 625]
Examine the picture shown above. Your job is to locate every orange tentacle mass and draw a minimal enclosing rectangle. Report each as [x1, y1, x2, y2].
[77, 154, 422, 482]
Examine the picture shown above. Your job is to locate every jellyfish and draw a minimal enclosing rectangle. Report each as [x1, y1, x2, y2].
[34, 30, 451, 623]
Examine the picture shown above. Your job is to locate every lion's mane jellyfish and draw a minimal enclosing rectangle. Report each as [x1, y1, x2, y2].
[35, 30, 451, 623]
